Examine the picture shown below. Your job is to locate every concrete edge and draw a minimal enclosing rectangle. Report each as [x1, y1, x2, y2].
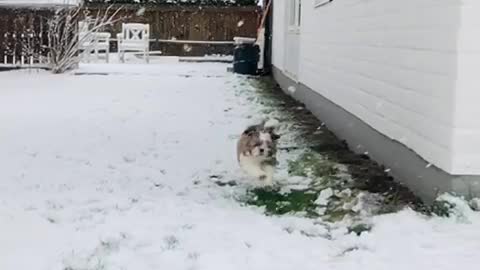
[272, 66, 480, 203]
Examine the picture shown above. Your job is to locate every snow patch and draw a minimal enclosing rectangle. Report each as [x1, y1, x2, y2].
[287, 85, 296, 94]
[315, 188, 334, 206]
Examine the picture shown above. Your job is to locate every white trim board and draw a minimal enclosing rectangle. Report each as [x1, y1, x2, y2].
[314, 0, 333, 8]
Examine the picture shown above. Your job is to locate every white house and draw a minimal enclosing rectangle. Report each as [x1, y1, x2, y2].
[270, 0, 480, 202]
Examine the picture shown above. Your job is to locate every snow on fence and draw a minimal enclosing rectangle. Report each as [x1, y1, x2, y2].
[0, 6, 52, 68]
[1, 31, 49, 68]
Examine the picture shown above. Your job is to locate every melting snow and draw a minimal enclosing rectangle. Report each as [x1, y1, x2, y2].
[315, 188, 334, 206]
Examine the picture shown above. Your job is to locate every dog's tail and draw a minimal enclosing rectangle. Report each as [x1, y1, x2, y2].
[262, 118, 280, 141]
[264, 118, 279, 129]
[247, 117, 280, 132]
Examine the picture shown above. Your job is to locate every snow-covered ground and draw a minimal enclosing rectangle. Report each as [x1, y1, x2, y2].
[1, 62, 479, 270]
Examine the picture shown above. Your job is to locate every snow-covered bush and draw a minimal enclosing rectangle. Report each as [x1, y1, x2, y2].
[44, 4, 126, 73]
[430, 193, 478, 222]
[85, 0, 259, 6]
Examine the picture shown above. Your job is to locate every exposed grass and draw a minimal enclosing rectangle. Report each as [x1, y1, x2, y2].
[246, 187, 320, 218]
[288, 152, 339, 178]
[236, 76, 428, 227]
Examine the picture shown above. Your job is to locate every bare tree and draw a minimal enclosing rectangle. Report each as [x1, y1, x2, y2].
[44, 3, 127, 73]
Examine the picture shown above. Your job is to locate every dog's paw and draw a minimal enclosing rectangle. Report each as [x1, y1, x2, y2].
[256, 184, 276, 192]
[257, 175, 275, 188]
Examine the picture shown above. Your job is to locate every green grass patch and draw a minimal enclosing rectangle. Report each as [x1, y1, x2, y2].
[246, 187, 320, 218]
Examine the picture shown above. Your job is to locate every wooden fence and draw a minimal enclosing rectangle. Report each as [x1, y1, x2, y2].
[0, 4, 260, 67]
[88, 4, 261, 55]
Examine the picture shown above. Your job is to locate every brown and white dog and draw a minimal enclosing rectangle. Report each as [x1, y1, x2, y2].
[237, 120, 280, 186]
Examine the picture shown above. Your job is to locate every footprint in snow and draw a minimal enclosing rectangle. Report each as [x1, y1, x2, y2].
[163, 235, 180, 250]
[187, 252, 199, 260]
[123, 156, 136, 163]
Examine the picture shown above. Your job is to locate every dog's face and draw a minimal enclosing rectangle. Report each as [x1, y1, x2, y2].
[239, 124, 280, 159]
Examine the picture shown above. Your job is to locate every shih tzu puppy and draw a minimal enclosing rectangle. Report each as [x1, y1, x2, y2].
[237, 120, 280, 186]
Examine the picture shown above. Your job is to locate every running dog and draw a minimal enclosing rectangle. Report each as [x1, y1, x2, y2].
[237, 120, 280, 186]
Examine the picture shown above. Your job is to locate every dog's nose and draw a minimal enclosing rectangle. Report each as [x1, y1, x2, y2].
[259, 148, 265, 154]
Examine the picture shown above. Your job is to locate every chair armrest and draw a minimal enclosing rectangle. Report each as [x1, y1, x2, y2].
[96, 32, 111, 40]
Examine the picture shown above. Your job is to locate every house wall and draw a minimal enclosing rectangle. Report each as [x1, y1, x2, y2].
[300, 0, 461, 174]
[272, 0, 480, 175]
[271, 0, 480, 200]
[271, 0, 285, 70]
[452, 1, 480, 174]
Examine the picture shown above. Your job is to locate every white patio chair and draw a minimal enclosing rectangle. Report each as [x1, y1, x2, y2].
[78, 20, 111, 63]
[78, 20, 94, 60]
[116, 23, 150, 63]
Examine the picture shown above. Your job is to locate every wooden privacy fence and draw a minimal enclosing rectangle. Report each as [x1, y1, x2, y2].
[88, 4, 261, 56]
[0, 4, 260, 67]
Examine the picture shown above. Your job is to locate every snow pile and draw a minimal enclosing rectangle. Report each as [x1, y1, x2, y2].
[470, 198, 480, 211]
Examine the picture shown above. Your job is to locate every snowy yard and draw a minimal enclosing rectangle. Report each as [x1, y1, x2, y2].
[1, 61, 479, 270]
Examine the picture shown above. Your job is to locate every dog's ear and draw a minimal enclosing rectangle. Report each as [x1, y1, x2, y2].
[243, 125, 257, 136]
[265, 127, 280, 140]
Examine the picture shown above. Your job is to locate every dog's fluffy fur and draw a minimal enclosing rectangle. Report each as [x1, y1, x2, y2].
[237, 121, 280, 186]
